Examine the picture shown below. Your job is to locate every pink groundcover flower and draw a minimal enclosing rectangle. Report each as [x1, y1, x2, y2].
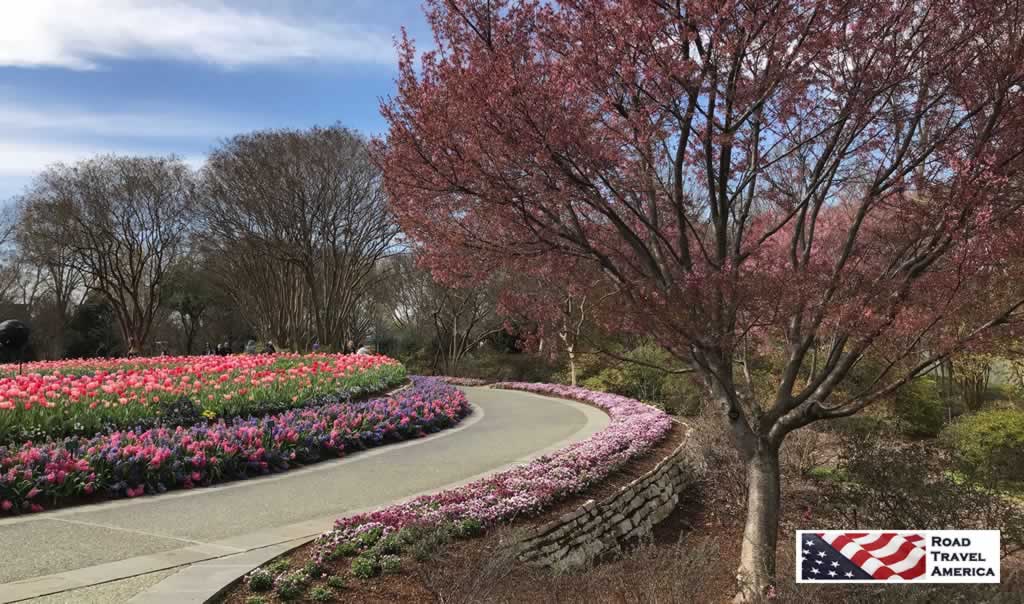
[311, 382, 673, 563]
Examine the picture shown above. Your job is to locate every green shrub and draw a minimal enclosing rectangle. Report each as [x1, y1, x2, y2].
[622, 343, 675, 400]
[303, 560, 323, 578]
[661, 373, 704, 416]
[326, 575, 346, 589]
[891, 378, 946, 437]
[820, 430, 1024, 555]
[309, 585, 334, 602]
[453, 517, 484, 538]
[245, 597, 267, 604]
[274, 570, 308, 601]
[944, 409, 1024, 481]
[396, 525, 428, 545]
[403, 524, 452, 561]
[807, 465, 848, 483]
[576, 341, 698, 414]
[265, 558, 290, 574]
[370, 533, 402, 556]
[454, 351, 558, 382]
[410, 540, 437, 561]
[578, 342, 677, 403]
[329, 541, 359, 559]
[354, 526, 384, 549]
[350, 555, 380, 579]
[819, 413, 891, 437]
[246, 568, 274, 592]
[379, 554, 402, 575]
[581, 366, 627, 394]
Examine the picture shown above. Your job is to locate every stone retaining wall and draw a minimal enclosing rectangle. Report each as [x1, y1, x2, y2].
[517, 425, 705, 570]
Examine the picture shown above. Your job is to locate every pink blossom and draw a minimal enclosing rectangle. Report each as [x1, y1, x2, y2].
[312, 382, 672, 565]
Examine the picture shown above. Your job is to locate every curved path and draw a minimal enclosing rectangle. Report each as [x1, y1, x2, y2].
[0, 387, 609, 603]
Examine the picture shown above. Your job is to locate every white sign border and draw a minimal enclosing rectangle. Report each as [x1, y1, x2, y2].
[795, 530, 1000, 584]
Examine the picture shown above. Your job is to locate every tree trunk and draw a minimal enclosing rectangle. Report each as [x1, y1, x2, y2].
[184, 323, 197, 355]
[568, 349, 577, 386]
[735, 442, 782, 602]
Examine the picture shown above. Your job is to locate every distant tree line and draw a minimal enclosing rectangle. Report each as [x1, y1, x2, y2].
[0, 124, 506, 366]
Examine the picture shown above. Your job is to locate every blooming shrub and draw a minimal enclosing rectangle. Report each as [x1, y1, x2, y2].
[0, 354, 406, 443]
[0, 377, 469, 514]
[274, 569, 308, 600]
[350, 554, 380, 579]
[246, 568, 275, 592]
[379, 554, 402, 574]
[309, 585, 335, 602]
[310, 382, 672, 564]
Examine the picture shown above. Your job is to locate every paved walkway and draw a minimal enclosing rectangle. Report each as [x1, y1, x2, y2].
[0, 387, 609, 603]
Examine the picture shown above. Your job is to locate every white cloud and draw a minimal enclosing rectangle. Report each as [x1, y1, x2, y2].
[0, 1, 396, 70]
[0, 141, 118, 177]
[0, 100, 248, 139]
[0, 140, 208, 201]
[0, 99, 232, 197]
[0, 140, 206, 177]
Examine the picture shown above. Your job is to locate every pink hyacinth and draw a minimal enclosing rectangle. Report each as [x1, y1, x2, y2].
[1, 377, 468, 515]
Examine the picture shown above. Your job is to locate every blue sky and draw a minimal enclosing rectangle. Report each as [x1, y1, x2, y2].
[0, 0, 432, 200]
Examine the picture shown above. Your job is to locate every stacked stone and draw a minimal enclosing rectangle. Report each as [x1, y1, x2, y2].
[517, 437, 704, 570]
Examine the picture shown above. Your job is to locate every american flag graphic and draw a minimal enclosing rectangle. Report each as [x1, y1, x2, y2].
[800, 532, 927, 581]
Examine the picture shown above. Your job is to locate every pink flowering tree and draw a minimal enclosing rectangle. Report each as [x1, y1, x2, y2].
[378, 0, 1024, 597]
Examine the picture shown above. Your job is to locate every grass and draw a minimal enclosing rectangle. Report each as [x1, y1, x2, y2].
[806, 465, 848, 483]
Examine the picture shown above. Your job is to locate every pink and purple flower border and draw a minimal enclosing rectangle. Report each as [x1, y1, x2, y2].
[313, 382, 673, 560]
[1, 377, 470, 514]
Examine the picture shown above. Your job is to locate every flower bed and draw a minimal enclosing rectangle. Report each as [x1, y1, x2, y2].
[0, 354, 406, 443]
[433, 376, 490, 386]
[304, 383, 672, 576]
[0, 377, 469, 515]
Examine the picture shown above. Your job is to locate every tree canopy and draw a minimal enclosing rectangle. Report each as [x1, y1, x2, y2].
[378, 0, 1024, 597]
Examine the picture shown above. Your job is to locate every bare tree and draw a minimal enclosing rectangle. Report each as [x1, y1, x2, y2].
[15, 196, 88, 358]
[162, 255, 218, 354]
[390, 254, 503, 374]
[18, 156, 195, 354]
[200, 126, 398, 350]
[201, 239, 310, 348]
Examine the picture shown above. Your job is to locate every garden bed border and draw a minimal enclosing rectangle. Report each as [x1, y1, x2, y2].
[515, 421, 705, 570]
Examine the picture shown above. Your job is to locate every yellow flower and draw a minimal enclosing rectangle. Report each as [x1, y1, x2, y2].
[201, 409, 217, 419]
